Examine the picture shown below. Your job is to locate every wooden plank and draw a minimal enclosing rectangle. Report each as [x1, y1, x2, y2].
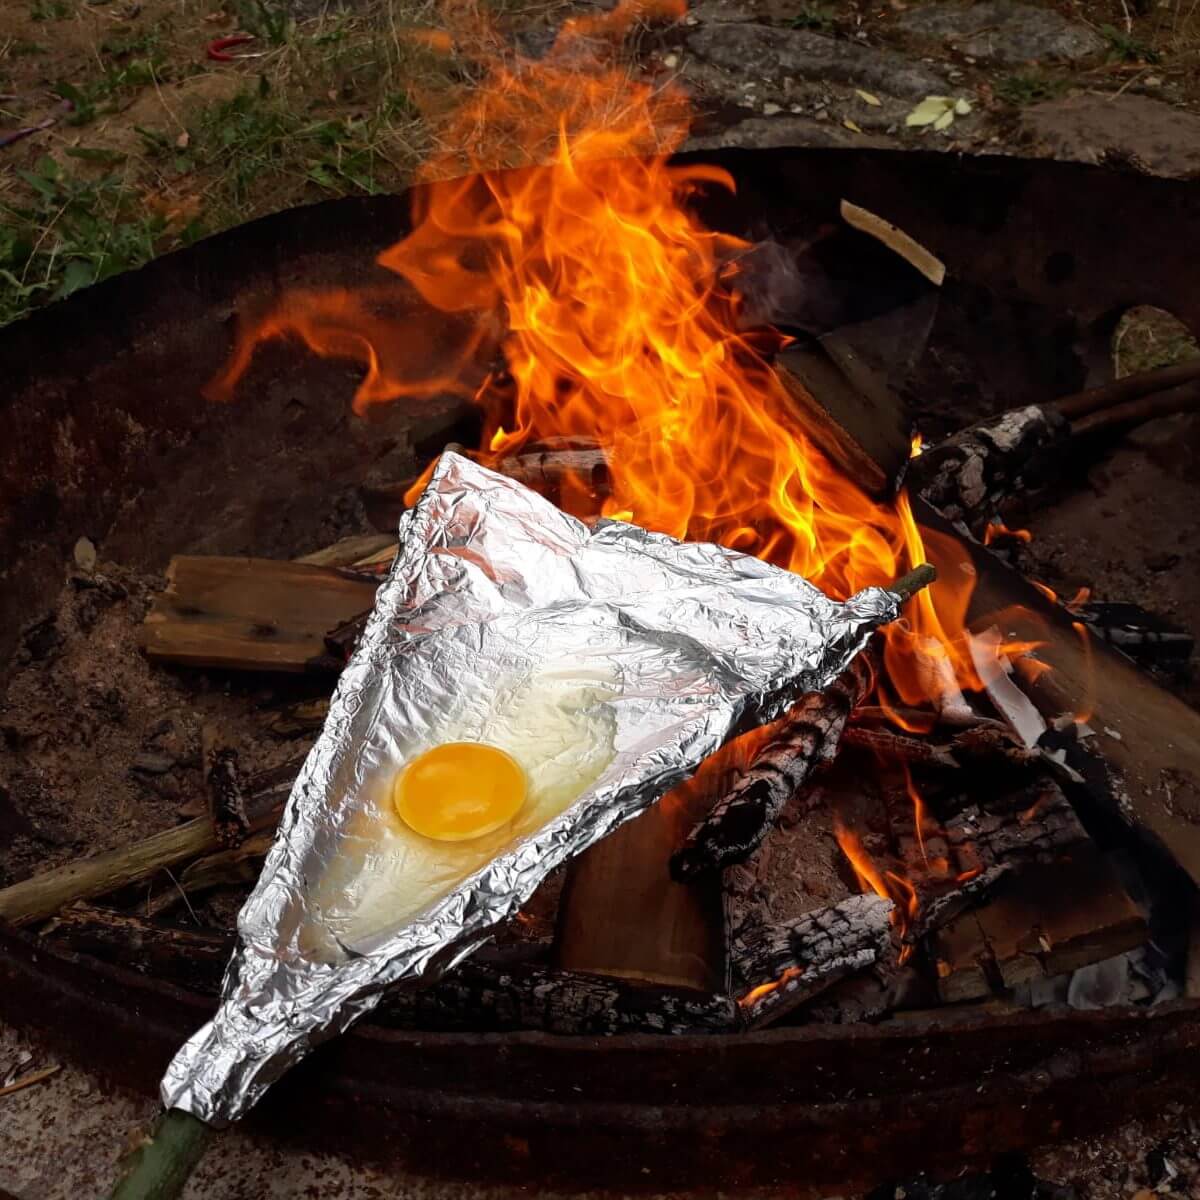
[139, 556, 378, 673]
[555, 802, 723, 992]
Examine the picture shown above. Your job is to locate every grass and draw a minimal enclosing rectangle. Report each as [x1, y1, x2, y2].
[1099, 22, 1163, 64]
[993, 71, 1070, 106]
[788, 4, 835, 32]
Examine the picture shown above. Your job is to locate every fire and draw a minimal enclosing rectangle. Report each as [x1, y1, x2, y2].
[205, 0, 1056, 939]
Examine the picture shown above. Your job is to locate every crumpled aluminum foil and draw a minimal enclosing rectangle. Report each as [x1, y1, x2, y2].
[161, 452, 901, 1124]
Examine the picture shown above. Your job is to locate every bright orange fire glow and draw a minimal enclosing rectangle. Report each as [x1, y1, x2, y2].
[739, 965, 805, 1008]
[204, 0, 1073, 935]
[983, 521, 1032, 546]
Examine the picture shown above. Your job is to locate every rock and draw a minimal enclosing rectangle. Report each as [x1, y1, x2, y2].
[1023, 94, 1200, 180]
[130, 751, 177, 776]
[686, 114, 894, 154]
[892, 1, 1105, 65]
[73, 537, 97, 574]
[685, 24, 946, 100]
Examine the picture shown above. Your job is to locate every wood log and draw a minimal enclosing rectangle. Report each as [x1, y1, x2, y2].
[906, 405, 1069, 537]
[930, 845, 1147, 1003]
[0, 757, 301, 927]
[1069, 379, 1200, 438]
[1050, 357, 1200, 421]
[671, 659, 872, 880]
[914, 497, 1200, 890]
[736, 895, 895, 1030]
[555, 802, 724, 991]
[140, 556, 378, 673]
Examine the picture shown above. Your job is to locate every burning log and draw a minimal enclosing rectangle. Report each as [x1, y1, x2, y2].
[735, 894, 895, 1030]
[0, 756, 302, 927]
[671, 658, 873, 881]
[140, 556, 378, 673]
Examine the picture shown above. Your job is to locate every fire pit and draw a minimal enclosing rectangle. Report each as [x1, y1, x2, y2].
[2, 145, 1200, 1192]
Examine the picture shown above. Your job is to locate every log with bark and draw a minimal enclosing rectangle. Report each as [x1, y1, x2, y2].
[0, 756, 303, 927]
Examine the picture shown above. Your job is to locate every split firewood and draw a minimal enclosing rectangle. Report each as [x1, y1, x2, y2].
[930, 845, 1147, 1003]
[200, 727, 248, 850]
[671, 658, 873, 881]
[735, 894, 895, 1030]
[294, 533, 397, 569]
[140, 556, 378, 673]
[0, 756, 302, 927]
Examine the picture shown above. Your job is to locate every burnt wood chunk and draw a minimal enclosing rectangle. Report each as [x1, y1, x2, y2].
[907, 406, 1069, 537]
[201, 729, 249, 850]
[139, 556, 378, 673]
[736, 895, 895, 1030]
[930, 846, 1147, 1002]
[672, 660, 871, 880]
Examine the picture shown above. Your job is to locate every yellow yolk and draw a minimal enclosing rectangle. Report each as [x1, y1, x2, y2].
[394, 742, 527, 841]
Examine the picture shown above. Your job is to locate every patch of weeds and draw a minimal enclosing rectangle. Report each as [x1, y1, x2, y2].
[1100, 24, 1162, 64]
[29, 0, 73, 19]
[54, 53, 167, 125]
[0, 155, 177, 325]
[232, 0, 294, 45]
[994, 72, 1069, 106]
[788, 3, 834, 32]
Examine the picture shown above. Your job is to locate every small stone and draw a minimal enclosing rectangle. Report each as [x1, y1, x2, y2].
[131, 751, 177, 775]
[762, 102, 782, 115]
[662, 53, 678, 68]
[73, 536, 96, 574]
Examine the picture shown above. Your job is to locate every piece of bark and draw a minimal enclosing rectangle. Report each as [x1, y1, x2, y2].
[139, 556, 378, 674]
[839, 200, 946, 288]
[736, 895, 895, 1030]
[555, 802, 723, 991]
[200, 728, 248, 850]
[930, 846, 1147, 1002]
[907, 405, 1069, 537]
[294, 533, 397, 568]
[672, 659, 871, 880]
[0, 757, 300, 927]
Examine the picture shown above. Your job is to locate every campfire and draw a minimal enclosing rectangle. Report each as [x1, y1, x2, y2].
[1, 0, 1199, 1189]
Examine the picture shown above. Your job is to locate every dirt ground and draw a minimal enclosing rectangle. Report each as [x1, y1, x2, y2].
[4, 0, 1200, 325]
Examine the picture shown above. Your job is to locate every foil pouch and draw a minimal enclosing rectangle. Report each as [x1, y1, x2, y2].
[162, 451, 901, 1123]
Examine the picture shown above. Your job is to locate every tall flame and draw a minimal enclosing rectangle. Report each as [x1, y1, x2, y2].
[209, 0, 1009, 925]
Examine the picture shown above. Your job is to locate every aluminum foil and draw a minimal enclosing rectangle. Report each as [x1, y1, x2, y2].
[161, 452, 901, 1124]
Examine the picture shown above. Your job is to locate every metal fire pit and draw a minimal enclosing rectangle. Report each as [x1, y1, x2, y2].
[3, 148, 1200, 1191]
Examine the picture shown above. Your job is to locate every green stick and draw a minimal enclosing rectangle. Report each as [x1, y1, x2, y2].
[107, 1108, 213, 1200]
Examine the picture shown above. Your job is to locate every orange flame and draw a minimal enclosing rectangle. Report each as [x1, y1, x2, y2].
[983, 522, 1032, 546]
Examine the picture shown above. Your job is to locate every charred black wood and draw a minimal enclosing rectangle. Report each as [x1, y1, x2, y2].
[205, 743, 248, 851]
[907, 405, 1069, 538]
[671, 659, 871, 881]
[734, 895, 895, 1030]
[1076, 601, 1194, 674]
[376, 961, 737, 1036]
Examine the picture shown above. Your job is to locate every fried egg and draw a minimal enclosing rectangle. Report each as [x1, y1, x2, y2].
[303, 666, 617, 958]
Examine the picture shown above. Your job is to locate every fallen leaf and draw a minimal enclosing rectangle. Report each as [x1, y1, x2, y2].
[843, 117, 863, 133]
[954, 97, 972, 115]
[933, 109, 954, 131]
[855, 89, 882, 107]
[175, 130, 190, 149]
[905, 95, 952, 127]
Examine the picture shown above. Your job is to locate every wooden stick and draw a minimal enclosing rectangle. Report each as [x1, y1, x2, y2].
[107, 1107, 212, 1200]
[0, 758, 301, 927]
[0, 1063, 61, 1098]
[889, 563, 937, 602]
[839, 200, 946, 287]
[1070, 379, 1200, 437]
[1051, 357, 1200, 420]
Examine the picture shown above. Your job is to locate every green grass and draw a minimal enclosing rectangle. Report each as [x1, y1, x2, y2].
[1100, 23, 1162, 64]
[994, 71, 1070, 106]
[0, 155, 181, 325]
[788, 4, 835, 32]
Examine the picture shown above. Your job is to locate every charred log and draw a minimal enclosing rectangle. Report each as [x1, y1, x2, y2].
[671, 659, 872, 881]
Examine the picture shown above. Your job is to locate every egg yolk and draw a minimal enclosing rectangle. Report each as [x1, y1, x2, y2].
[394, 742, 527, 841]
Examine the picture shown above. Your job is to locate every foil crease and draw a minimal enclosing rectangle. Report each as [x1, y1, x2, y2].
[161, 452, 900, 1124]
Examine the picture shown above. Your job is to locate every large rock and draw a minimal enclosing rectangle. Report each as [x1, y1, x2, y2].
[685, 22, 946, 100]
[1023, 94, 1200, 179]
[893, 1, 1105, 65]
